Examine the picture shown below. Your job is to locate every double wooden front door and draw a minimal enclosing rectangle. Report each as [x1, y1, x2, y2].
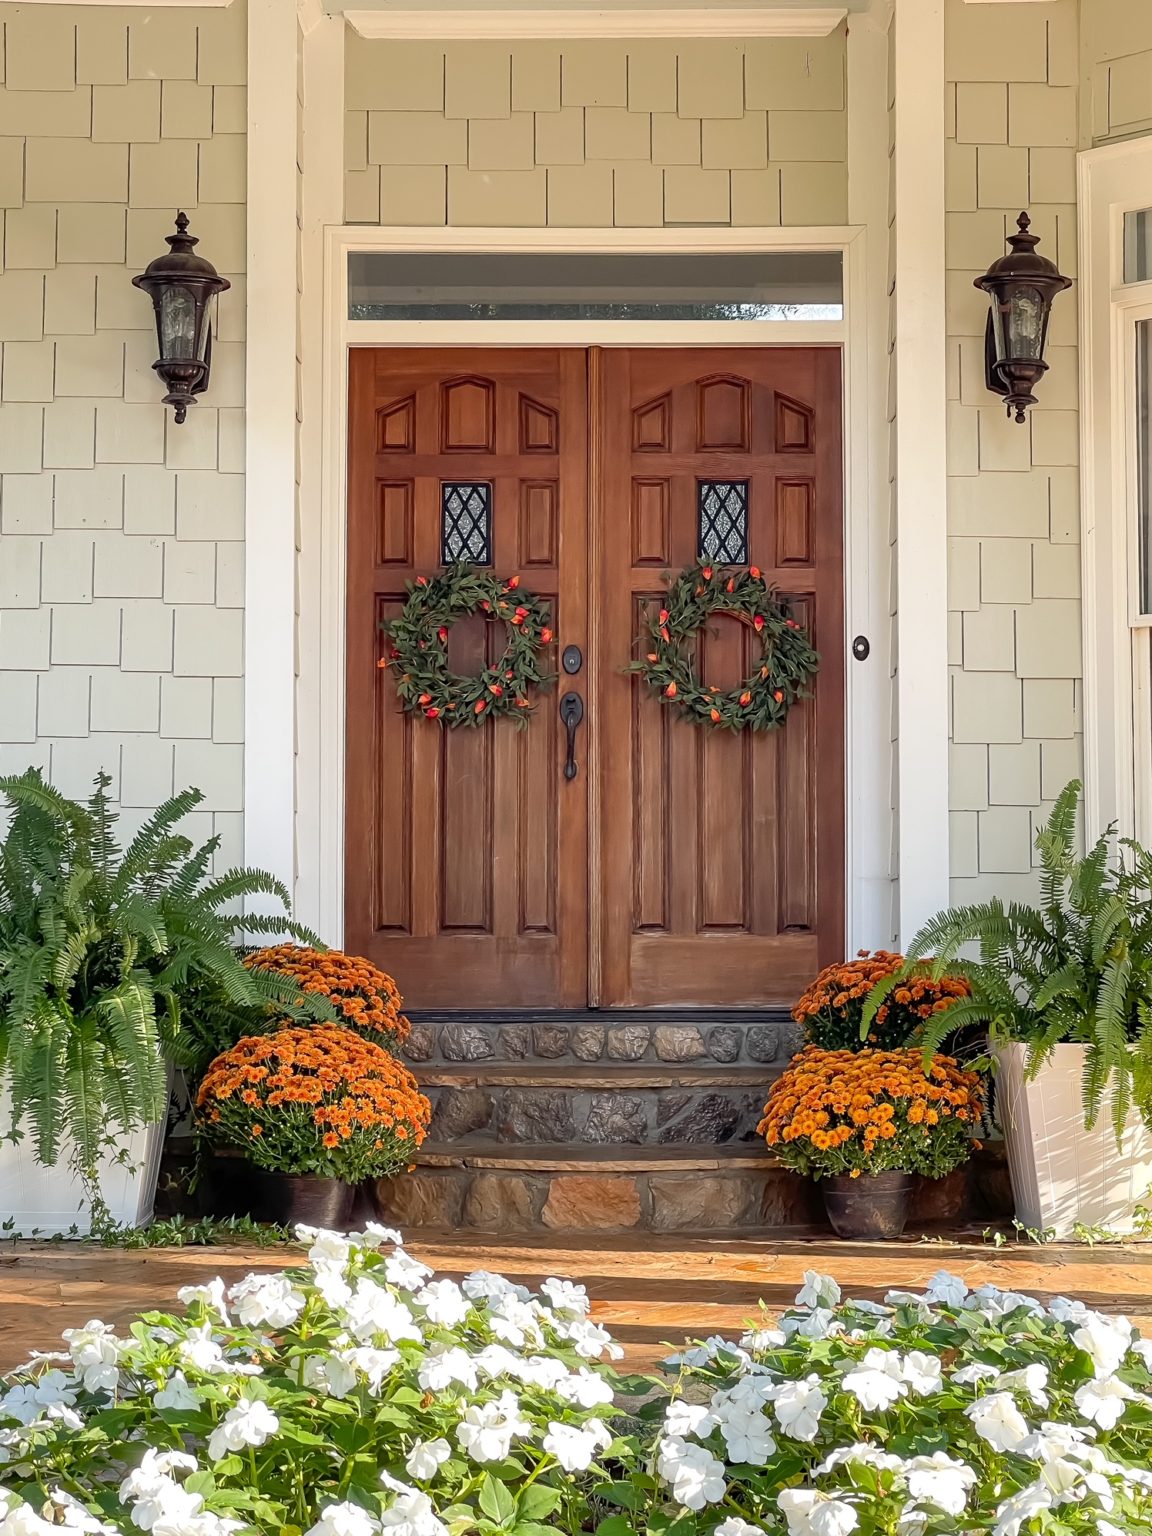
[345, 347, 843, 1009]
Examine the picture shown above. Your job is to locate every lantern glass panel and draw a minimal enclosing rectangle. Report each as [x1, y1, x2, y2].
[1125, 209, 1152, 284]
[1005, 285, 1046, 360]
[198, 292, 218, 363]
[159, 284, 198, 360]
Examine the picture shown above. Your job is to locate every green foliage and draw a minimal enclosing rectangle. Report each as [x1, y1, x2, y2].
[0, 768, 321, 1208]
[867, 779, 1152, 1137]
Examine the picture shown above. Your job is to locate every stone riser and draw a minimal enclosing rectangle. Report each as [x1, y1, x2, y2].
[372, 1160, 999, 1235]
[375, 1163, 827, 1233]
[404, 1016, 803, 1070]
[426, 1082, 774, 1145]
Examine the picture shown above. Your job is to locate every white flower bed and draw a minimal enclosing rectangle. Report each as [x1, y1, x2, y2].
[1, 1230, 1151, 1536]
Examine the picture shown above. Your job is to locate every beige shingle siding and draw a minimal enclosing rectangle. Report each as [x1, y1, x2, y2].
[1085, 3, 1152, 143]
[343, 33, 849, 227]
[0, 3, 246, 857]
[945, 0, 1083, 903]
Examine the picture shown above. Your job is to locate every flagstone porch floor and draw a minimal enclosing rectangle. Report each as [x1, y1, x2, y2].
[4, 1229, 1152, 1375]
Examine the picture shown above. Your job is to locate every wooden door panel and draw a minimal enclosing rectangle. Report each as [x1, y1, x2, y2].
[346, 349, 588, 1008]
[598, 348, 843, 1007]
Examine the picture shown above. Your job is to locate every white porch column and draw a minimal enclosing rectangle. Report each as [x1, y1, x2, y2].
[892, 0, 950, 939]
[244, 0, 299, 895]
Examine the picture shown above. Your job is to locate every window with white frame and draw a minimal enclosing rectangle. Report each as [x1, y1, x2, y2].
[1080, 140, 1152, 844]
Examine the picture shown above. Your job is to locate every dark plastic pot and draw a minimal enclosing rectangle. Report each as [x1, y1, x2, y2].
[200, 1154, 354, 1227]
[822, 1171, 913, 1240]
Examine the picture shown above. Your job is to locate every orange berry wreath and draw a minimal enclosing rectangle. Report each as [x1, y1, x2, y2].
[629, 564, 819, 731]
[196, 1026, 431, 1182]
[758, 1046, 983, 1182]
[245, 945, 411, 1052]
[793, 950, 970, 1051]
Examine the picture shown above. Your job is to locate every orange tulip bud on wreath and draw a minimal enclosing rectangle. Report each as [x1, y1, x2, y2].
[629, 564, 819, 731]
[244, 944, 412, 1052]
[381, 564, 555, 727]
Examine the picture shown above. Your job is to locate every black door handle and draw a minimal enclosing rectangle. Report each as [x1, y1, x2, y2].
[559, 691, 583, 781]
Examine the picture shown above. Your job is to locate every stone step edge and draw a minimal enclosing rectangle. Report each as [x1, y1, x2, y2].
[414, 1141, 780, 1173]
[417, 1064, 778, 1091]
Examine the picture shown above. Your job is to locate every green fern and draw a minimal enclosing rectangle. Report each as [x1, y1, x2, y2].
[890, 779, 1152, 1139]
[0, 768, 321, 1215]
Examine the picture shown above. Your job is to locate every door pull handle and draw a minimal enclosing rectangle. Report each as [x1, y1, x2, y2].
[559, 691, 584, 781]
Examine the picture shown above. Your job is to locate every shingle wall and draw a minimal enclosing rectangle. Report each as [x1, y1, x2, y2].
[1084, 0, 1152, 143]
[945, 0, 1082, 903]
[343, 33, 849, 226]
[0, 3, 246, 856]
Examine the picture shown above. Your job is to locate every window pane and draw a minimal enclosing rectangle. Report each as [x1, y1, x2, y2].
[349, 251, 843, 322]
[1125, 210, 1152, 284]
[698, 481, 749, 565]
[1139, 319, 1152, 612]
[442, 483, 492, 566]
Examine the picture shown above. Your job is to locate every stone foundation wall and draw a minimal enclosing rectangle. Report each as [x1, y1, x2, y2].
[403, 1014, 804, 1067]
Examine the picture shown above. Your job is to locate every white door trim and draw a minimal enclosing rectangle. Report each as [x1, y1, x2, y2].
[1078, 137, 1152, 844]
[342, 6, 847, 39]
[295, 223, 891, 960]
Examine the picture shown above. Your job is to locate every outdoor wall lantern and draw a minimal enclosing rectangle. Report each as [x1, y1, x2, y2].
[132, 211, 230, 425]
[974, 211, 1072, 424]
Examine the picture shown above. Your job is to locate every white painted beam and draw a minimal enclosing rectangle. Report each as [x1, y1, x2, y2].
[893, 0, 950, 939]
[343, 7, 847, 39]
[244, 0, 299, 899]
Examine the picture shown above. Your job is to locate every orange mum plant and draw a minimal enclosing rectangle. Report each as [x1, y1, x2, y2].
[245, 945, 411, 1052]
[195, 1025, 430, 1182]
[758, 1046, 983, 1181]
[793, 950, 970, 1051]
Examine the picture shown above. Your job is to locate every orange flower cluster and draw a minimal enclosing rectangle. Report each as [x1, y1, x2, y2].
[758, 1046, 983, 1180]
[793, 950, 970, 1051]
[196, 1025, 430, 1181]
[245, 945, 411, 1049]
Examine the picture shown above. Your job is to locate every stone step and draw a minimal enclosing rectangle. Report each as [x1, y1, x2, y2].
[417, 1063, 777, 1146]
[373, 1141, 822, 1234]
[402, 1011, 801, 1071]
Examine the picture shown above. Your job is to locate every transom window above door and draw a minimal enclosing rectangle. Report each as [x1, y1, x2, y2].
[347, 250, 843, 323]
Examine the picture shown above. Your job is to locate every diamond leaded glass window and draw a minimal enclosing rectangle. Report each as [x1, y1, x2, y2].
[697, 480, 749, 565]
[441, 482, 492, 565]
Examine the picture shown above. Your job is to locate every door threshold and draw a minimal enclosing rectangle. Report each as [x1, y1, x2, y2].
[405, 1006, 794, 1024]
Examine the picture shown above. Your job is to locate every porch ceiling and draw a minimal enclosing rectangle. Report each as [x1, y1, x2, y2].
[336, 0, 855, 40]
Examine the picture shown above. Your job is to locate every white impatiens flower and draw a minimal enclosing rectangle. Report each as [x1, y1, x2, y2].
[952, 1361, 1000, 1387]
[813, 1444, 903, 1476]
[900, 1351, 943, 1397]
[739, 1328, 786, 1352]
[991, 1481, 1053, 1536]
[206, 1398, 280, 1461]
[663, 1401, 717, 1439]
[417, 1344, 478, 1393]
[227, 1273, 307, 1331]
[404, 1438, 452, 1480]
[380, 1490, 448, 1536]
[554, 1317, 623, 1361]
[995, 1364, 1049, 1409]
[62, 1319, 123, 1394]
[1017, 1420, 1095, 1464]
[783, 1308, 837, 1342]
[1071, 1315, 1134, 1380]
[153, 1372, 201, 1412]
[343, 1281, 423, 1345]
[307, 1231, 354, 1271]
[965, 1391, 1030, 1453]
[656, 1436, 727, 1511]
[904, 1453, 978, 1516]
[1074, 1376, 1135, 1430]
[841, 1349, 907, 1412]
[542, 1418, 612, 1472]
[714, 1521, 764, 1536]
[306, 1503, 380, 1536]
[416, 1280, 469, 1329]
[796, 1272, 841, 1310]
[1, 1370, 79, 1427]
[540, 1277, 590, 1318]
[384, 1251, 434, 1293]
[461, 1271, 529, 1304]
[773, 1376, 827, 1442]
[777, 1487, 858, 1536]
[925, 1270, 969, 1308]
[455, 1390, 532, 1464]
[556, 1367, 614, 1408]
[177, 1278, 230, 1321]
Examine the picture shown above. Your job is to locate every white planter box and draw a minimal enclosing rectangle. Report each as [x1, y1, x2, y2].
[997, 1042, 1152, 1238]
[0, 1116, 167, 1237]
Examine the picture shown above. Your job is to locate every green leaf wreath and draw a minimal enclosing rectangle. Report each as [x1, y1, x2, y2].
[380, 564, 555, 726]
[630, 562, 820, 731]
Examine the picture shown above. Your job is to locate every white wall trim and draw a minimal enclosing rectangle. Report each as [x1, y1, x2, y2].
[892, 0, 950, 940]
[244, 0, 299, 898]
[302, 223, 883, 954]
[295, 14, 346, 937]
[343, 7, 846, 39]
[1078, 138, 1152, 845]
